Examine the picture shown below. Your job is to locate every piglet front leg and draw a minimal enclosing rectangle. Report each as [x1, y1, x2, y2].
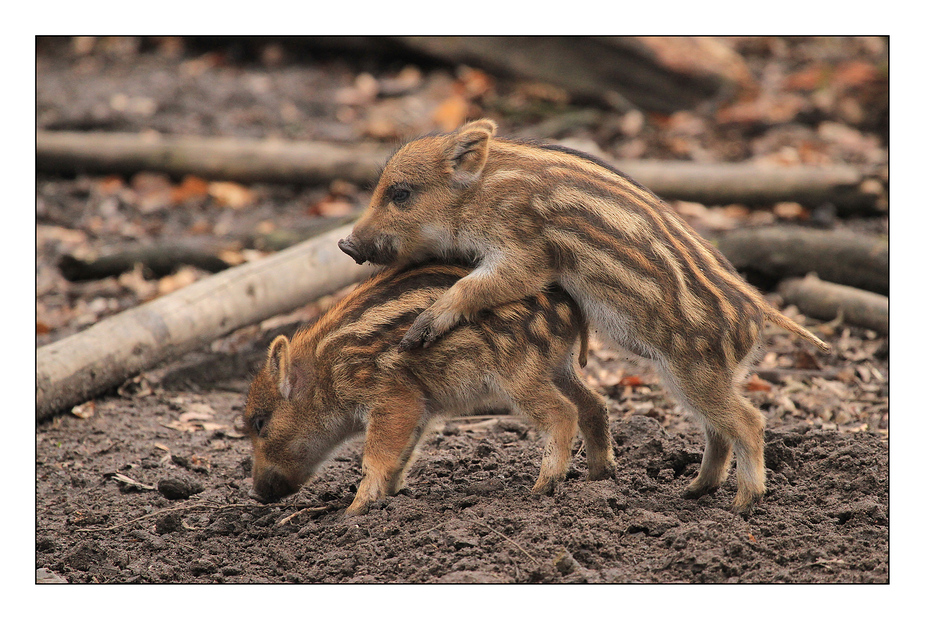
[399, 258, 552, 350]
[345, 390, 429, 516]
[399, 302, 466, 350]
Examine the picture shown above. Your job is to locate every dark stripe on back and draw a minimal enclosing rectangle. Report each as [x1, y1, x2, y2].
[530, 142, 655, 197]
[540, 172, 741, 335]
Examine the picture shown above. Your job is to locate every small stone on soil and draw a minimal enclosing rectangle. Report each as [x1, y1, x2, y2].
[157, 476, 204, 500]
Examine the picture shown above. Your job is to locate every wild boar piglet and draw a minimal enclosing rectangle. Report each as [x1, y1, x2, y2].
[339, 119, 830, 514]
[242, 262, 612, 516]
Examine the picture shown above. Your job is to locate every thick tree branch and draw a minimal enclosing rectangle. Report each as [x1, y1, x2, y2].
[36, 225, 374, 422]
[718, 227, 888, 295]
[778, 275, 888, 335]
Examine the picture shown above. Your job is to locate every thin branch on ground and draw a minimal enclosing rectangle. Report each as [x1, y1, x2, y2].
[464, 516, 539, 565]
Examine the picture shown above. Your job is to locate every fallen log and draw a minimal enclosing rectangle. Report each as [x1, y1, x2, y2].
[388, 36, 752, 113]
[36, 131, 879, 210]
[778, 275, 888, 335]
[58, 240, 233, 281]
[35, 130, 387, 186]
[56, 214, 358, 281]
[36, 225, 374, 423]
[718, 227, 888, 295]
[617, 160, 881, 212]
[754, 367, 848, 383]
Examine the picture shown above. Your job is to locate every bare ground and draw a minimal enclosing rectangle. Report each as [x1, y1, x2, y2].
[35, 321, 888, 584]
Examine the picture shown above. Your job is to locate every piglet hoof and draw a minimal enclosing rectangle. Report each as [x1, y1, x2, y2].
[587, 463, 617, 482]
[344, 500, 371, 517]
[399, 332, 425, 351]
[531, 478, 558, 497]
[731, 491, 763, 517]
[399, 315, 435, 351]
[683, 479, 720, 500]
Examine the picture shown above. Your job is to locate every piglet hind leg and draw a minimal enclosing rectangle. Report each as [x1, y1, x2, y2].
[346, 393, 429, 516]
[510, 385, 580, 497]
[663, 361, 766, 516]
[553, 366, 616, 482]
[683, 423, 733, 498]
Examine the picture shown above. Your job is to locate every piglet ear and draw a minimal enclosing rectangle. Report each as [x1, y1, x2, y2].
[267, 335, 293, 400]
[448, 118, 497, 186]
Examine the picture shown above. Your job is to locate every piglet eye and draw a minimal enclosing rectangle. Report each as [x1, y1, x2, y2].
[253, 416, 267, 435]
[391, 187, 412, 205]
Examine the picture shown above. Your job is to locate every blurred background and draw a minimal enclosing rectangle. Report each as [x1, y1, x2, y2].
[36, 36, 888, 433]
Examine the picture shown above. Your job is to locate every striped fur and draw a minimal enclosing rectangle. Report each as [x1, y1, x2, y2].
[339, 119, 830, 514]
[243, 262, 611, 516]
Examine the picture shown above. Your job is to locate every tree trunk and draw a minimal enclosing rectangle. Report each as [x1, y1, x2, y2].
[36, 131, 879, 210]
[718, 227, 888, 294]
[778, 275, 888, 335]
[36, 225, 374, 423]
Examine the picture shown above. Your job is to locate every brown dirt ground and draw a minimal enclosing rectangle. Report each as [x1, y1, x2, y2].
[34, 315, 888, 585]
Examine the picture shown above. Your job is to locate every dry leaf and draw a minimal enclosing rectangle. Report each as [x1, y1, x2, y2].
[179, 412, 212, 423]
[362, 115, 400, 140]
[71, 401, 96, 419]
[107, 472, 156, 492]
[96, 175, 124, 195]
[773, 202, 808, 220]
[208, 181, 255, 209]
[180, 402, 216, 422]
[515, 81, 569, 104]
[777, 395, 797, 414]
[164, 402, 227, 433]
[454, 419, 500, 433]
[157, 266, 200, 296]
[834, 60, 879, 88]
[618, 375, 645, 387]
[310, 197, 355, 217]
[163, 419, 223, 433]
[218, 249, 246, 266]
[118, 264, 158, 301]
[239, 249, 267, 263]
[37, 225, 89, 248]
[433, 94, 469, 132]
[746, 374, 773, 392]
[378, 65, 423, 96]
[131, 171, 174, 213]
[163, 420, 196, 433]
[457, 66, 494, 98]
[784, 64, 826, 91]
[171, 175, 209, 203]
[36, 568, 68, 584]
[180, 51, 224, 77]
[722, 204, 751, 220]
[117, 375, 153, 398]
[793, 349, 822, 370]
[335, 72, 379, 105]
[187, 220, 213, 235]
